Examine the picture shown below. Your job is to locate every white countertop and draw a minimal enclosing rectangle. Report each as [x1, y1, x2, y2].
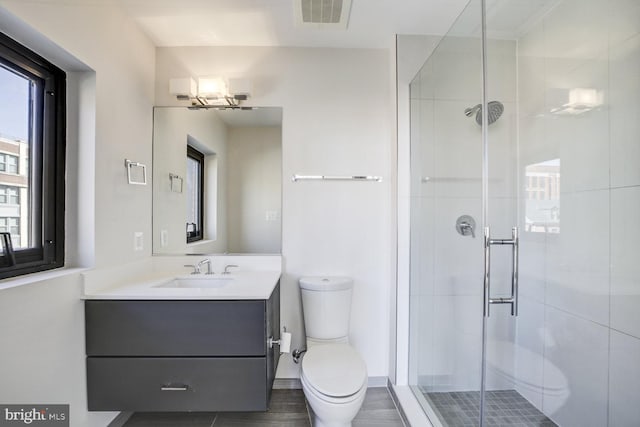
[82, 270, 281, 300]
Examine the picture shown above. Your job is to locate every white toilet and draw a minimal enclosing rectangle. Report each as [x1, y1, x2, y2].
[299, 277, 367, 427]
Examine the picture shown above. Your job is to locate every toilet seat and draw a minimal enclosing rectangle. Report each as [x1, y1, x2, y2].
[301, 343, 367, 399]
[301, 373, 366, 405]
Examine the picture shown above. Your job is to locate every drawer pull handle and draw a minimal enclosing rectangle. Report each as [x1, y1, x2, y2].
[161, 384, 190, 391]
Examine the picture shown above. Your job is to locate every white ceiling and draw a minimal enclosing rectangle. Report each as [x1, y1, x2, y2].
[117, 0, 470, 48]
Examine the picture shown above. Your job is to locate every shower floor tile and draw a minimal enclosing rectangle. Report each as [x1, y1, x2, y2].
[422, 389, 557, 427]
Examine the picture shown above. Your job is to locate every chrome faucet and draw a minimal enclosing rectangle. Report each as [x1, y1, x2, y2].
[223, 264, 238, 274]
[198, 258, 213, 275]
[183, 264, 200, 274]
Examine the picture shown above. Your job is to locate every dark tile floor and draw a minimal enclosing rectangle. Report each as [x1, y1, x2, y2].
[424, 389, 557, 427]
[122, 387, 405, 427]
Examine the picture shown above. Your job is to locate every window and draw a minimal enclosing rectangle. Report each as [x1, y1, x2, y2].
[0, 154, 19, 174]
[0, 186, 20, 204]
[0, 32, 65, 278]
[0, 218, 20, 247]
[186, 145, 204, 243]
[7, 154, 18, 174]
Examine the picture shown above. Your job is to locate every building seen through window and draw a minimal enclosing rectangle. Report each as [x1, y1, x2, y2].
[0, 84, 30, 249]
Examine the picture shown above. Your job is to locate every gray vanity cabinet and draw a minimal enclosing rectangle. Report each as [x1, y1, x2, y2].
[85, 282, 280, 412]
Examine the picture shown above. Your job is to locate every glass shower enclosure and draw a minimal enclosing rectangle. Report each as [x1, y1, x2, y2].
[408, 0, 640, 426]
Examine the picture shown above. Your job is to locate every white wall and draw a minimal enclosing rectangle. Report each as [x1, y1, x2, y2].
[0, 0, 156, 267]
[153, 108, 228, 254]
[156, 46, 394, 379]
[227, 126, 282, 253]
[0, 1, 155, 426]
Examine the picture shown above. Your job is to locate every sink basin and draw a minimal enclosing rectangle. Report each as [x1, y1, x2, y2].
[154, 276, 234, 289]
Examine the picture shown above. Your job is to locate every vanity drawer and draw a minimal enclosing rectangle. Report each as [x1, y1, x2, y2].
[85, 300, 266, 356]
[87, 357, 268, 411]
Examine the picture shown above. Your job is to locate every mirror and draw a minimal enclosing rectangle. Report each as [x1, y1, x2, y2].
[152, 106, 282, 255]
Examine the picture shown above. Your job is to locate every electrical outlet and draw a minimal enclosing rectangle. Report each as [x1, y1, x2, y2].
[265, 210, 280, 221]
[160, 230, 169, 247]
[134, 232, 144, 251]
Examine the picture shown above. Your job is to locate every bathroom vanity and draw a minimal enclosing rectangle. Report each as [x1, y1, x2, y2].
[83, 272, 280, 412]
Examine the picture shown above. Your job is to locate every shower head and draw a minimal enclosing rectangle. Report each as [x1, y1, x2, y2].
[464, 101, 504, 125]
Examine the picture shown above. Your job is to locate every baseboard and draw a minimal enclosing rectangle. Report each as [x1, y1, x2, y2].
[368, 376, 390, 387]
[107, 412, 133, 427]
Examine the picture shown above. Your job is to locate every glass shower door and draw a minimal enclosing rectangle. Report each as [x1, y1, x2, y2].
[481, 1, 618, 426]
[408, 1, 487, 425]
[479, 9, 524, 424]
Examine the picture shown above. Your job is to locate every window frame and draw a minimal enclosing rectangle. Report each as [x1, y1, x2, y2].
[0, 32, 65, 278]
[186, 145, 204, 244]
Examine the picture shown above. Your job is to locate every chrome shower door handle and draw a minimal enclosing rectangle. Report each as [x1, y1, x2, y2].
[483, 226, 491, 317]
[511, 227, 519, 316]
[483, 226, 519, 317]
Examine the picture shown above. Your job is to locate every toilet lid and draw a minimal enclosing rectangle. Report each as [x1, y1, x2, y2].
[302, 343, 367, 398]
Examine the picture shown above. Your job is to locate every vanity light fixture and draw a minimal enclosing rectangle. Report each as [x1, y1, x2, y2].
[169, 76, 252, 108]
[169, 77, 197, 100]
[198, 76, 227, 99]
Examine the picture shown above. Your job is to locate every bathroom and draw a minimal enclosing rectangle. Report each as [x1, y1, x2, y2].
[0, 0, 638, 426]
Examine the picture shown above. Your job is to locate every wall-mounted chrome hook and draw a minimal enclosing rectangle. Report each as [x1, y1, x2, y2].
[456, 215, 476, 238]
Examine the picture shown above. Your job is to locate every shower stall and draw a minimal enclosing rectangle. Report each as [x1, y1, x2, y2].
[406, 0, 640, 426]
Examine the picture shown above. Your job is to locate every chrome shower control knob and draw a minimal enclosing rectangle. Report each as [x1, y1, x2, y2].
[456, 215, 476, 238]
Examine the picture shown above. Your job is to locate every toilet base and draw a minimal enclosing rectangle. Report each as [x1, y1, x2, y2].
[301, 373, 366, 427]
[308, 400, 355, 427]
[312, 414, 352, 427]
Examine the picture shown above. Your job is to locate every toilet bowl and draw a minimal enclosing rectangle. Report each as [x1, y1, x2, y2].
[299, 277, 368, 427]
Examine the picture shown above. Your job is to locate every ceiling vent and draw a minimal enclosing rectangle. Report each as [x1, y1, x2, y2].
[294, 0, 352, 29]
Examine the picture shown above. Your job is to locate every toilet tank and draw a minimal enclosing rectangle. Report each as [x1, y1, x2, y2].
[299, 277, 353, 341]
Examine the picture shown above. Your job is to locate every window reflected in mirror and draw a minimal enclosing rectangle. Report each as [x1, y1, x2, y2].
[525, 159, 560, 233]
[186, 145, 204, 243]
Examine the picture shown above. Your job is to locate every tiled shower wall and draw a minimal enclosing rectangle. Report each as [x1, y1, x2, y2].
[515, 0, 640, 426]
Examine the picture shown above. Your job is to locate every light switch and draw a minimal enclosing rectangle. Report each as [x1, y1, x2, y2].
[265, 210, 280, 221]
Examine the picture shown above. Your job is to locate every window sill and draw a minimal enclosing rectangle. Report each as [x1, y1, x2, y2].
[185, 239, 218, 254]
[187, 239, 216, 246]
[0, 266, 88, 292]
